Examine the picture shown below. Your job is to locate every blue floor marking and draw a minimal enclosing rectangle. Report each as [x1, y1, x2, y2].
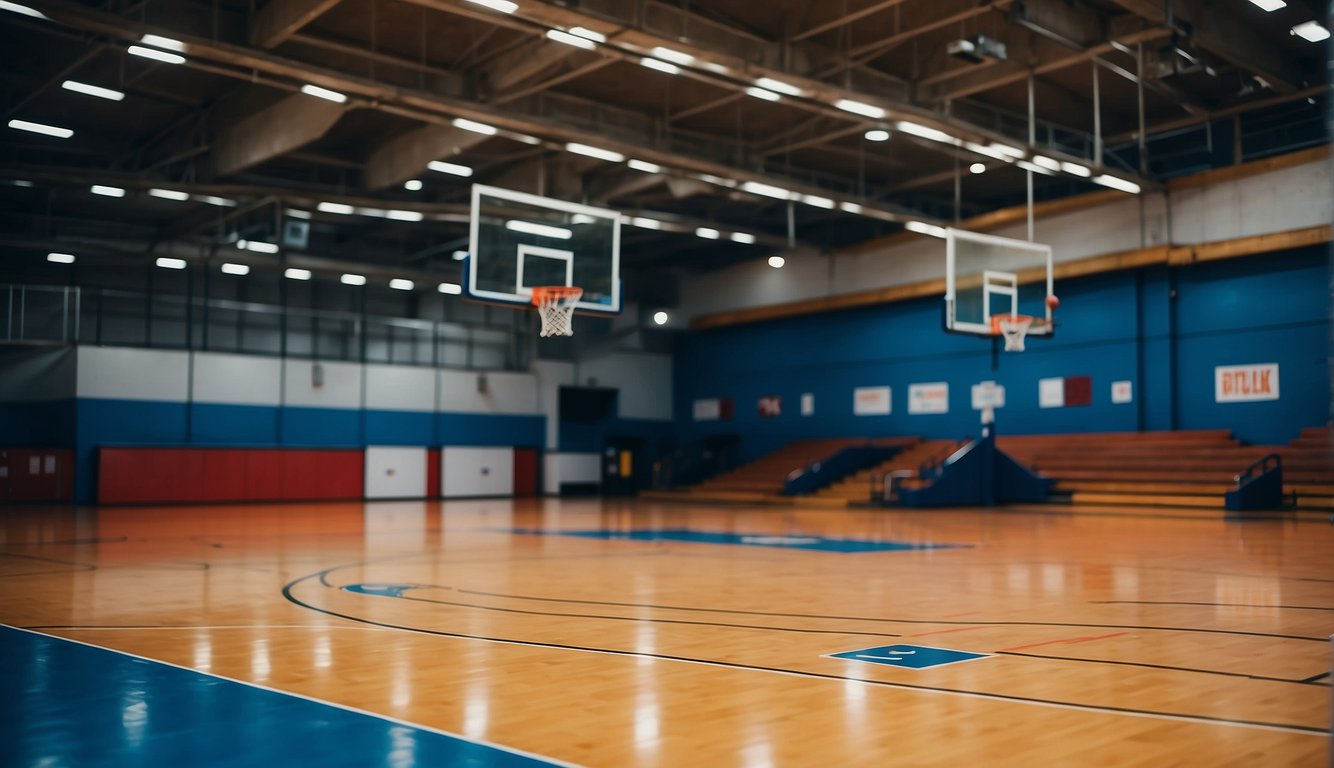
[828, 644, 992, 669]
[508, 527, 962, 553]
[1, 625, 570, 768]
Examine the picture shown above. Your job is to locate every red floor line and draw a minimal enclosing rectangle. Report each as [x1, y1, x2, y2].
[999, 631, 1130, 652]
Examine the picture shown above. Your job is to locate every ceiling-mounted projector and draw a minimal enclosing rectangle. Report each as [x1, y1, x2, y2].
[947, 35, 1008, 64]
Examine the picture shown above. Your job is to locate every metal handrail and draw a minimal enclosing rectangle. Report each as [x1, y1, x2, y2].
[1233, 453, 1282, 488]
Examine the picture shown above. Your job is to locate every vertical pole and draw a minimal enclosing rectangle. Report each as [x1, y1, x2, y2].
[953, 157, 961, 225]
[1137, 43, 1148, 176]
[61, 286, 68, 342]
[73, 287, 80, 343]
[1027, 73, 1035, 242]
[202, 260, 211, 351]
[19, 286, 25, 341]
[1092, 61, 1102, 167]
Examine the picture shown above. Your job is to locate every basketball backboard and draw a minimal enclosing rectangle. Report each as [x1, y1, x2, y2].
[945, 228, 1055, 340]
[464, 184, 621, 315]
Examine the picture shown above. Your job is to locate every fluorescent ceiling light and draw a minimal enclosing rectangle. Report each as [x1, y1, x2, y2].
[767, 255, 785, 268]
[568, 27, 605, 43]
[1092, 174, 1142, 194]
[905, 221, 948, 238]
[1291, 21, 1330, 42]
[897, 121, 956, 144]
[628, 159, 662, 173]
[754, 77, 803, 96]
[506, 219, 573, 239]
[317, 201, 355, 214]
[1060, 161, 1091, 177]
[8, 180, 34, 187]
[835, 99, 885, 119]
[630, 217, 662, 230]
[438, 282, 463, 294]
[745, 87, 781, 102]
[221, 263, 249, 275]
[404, 179, 423, 191]
[237, 240, 279, 254]
[988, 142, 1026, 159]
[451, 118, 497, 135]
[570, 214, 597, 225]
[1016, 160, 1055, 176]
[386, 209, 424, 222]
[452, 250, 469, 260]
[0, 2, 48, 19]
[652, 311, 668, 325]
[640, 58, 680, 75]
[61, 80, 125, 101]
[284, 267, 312, 280]
[970, 163, 987, 174]
[1032, 155, 1061, 172]
[729, 232, 756, 244]
[426, 160, 472, 177]
[389, 278, 415, 291]
[139, 34, 186, 52]
[740, 180, 792, 200]
[1248, 0, 1285, 8]
[90, 185, 125, 198]
[864, 129, 890, 142]
[839, 202, 864, 214]
[340, 273, 366, 286]
[695, 227, 720, 239]
[155, 257, 187, 269]
[47, 252, 75, 264]
[651, 47, 694, 65]
[514, 134, 541, 145]
[695, 173, 736, 188]
[962, 142, 1006, 160]
[546, 29, 596, 50]
[802, 195, 835, 209]
[148, 188, 189, 201]
[128, 45, 185, 64]
[287, 209, 312, 219]
[464, 0, 517, 13]
[8, 119, 72, 138]
[198, 195, 236, 207]
[566, 142, 625, 163]
[301, 84, 347, 103]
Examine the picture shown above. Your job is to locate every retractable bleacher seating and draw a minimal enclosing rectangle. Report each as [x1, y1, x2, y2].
[813, 439, 960, 505]
[998, 428, 1334, 510]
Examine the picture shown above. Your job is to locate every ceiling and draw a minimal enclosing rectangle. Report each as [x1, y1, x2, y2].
[0, 0, 1327, 299]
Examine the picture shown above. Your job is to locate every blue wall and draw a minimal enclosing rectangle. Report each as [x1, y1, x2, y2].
[676, 247, 1330, 460]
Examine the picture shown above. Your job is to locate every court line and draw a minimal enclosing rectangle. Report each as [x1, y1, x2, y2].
[25, 624, 399, 632]
[996, 650, 1333, 686]
[450, 586, 1329, 642]
[4, 624, 580, 768]
[1092, 600, 1334, 611]
[283, 572, 1328, 736]
[999, 632, 1129, 652]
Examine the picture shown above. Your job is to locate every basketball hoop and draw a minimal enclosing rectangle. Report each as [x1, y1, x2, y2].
[990, 313, 1034, 352]
[531, 286, 583, 337]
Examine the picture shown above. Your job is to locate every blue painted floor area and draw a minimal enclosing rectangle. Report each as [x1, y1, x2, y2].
[508, 528, 963, 553]
[1, 625, 566, 768]
[829, 644, 992, 669]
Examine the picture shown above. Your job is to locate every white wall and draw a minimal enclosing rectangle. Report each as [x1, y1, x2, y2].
[283, 359, 362, 409]
[0, 348, 76, 401]
[365, 446, 428, 498]
[679, 156, 1331, 322]
[543, 452, 600, 495]
[366, 364, 435, 412]
[442, 446, 513, 497]
[532, 359, 576, 450]
[193, 352, 281, 406]
[77, 347, 188, 401]
[440, 369, 539, 414]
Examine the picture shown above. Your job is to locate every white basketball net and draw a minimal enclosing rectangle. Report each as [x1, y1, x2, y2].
[997, 314, 1033, 352]
[535, 287, 582, 337]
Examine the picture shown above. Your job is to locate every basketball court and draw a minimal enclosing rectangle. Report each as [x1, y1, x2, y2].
[1, 1, 1332, 766]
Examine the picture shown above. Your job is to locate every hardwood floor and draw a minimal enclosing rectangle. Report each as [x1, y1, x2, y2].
[2, 499, 1330, 766]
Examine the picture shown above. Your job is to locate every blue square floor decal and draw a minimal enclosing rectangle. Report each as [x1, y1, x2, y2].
[828, 644, 991, 669]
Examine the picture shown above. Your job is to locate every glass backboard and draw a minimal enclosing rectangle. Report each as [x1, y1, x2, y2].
[945, 228, 1054, 338]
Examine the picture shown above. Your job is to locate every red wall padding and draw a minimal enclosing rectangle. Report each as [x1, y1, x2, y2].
[426, 449, 441, 498]
[99, 448, 364, 504]
[513, 447, 538, 496]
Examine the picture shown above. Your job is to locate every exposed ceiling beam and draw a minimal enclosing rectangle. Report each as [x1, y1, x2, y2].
[364, 124, 490, 190]
[251, 0, 344, 49]
[211, 93, 347, 177]
[1107, 0, 1302, 93]
[789, 0, 910, 43]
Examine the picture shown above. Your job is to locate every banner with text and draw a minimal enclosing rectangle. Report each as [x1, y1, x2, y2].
[908, 382, 949, 415]
[1215, 363, 1279, 402]
[853, 386, 892, 416]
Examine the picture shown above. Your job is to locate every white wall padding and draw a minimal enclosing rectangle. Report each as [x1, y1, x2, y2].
[543, 453, 600, 495]
[364, 446, 428, 499]
[442, 447, 514, 498]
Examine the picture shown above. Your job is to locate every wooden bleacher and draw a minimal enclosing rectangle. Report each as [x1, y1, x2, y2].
[812, 439, 960, 505]
[998, 427, 1334, 510]
[644, 437, 920, 505]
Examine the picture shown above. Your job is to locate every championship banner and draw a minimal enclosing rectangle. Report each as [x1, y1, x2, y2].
[1215, 364, 1279, 402]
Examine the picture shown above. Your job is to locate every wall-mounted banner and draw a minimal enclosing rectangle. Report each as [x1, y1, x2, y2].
[693, 397, 735, 421]
[908, 382, 949, 415]
[758, 395, 782, 417]
[1039, 375, 1092, 408]
[801, 393, 814, 416]
[1215, 363, 1279, 402]
[1038, 378, 1064, 408]
[853, 386, 892, 416]
[1111, 380, 1133, 404]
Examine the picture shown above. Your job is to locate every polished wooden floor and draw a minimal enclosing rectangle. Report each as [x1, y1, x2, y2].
[3, 499, 1331, 766]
